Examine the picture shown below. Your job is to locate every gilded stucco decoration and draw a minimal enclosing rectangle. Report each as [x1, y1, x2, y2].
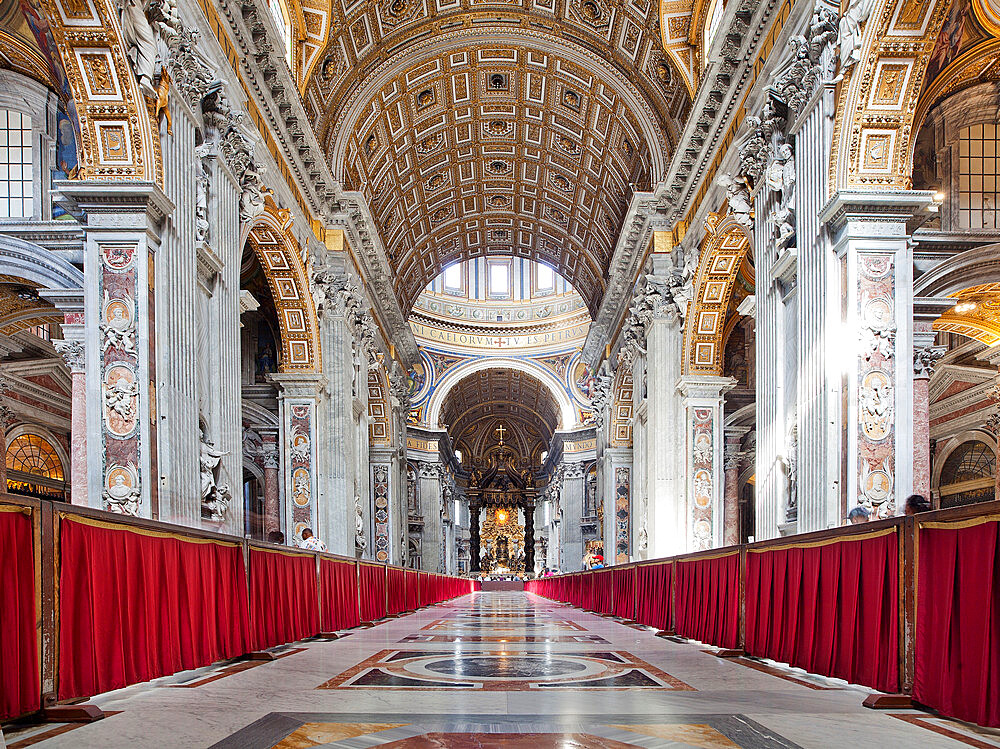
[22, 0, 163, 182]
[441, 367, 560, 462]
[658, 0, 698, 96]
[368, 366, 392, 445]
[831, 0, 954, 189]
[610, 363, 633, 447]
[933, 283, 1000, 346]
[683, 219, 751, 374]
[245, 209, 322, 372]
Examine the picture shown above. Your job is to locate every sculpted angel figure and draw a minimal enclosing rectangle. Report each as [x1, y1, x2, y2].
[104, 372, 138, 420]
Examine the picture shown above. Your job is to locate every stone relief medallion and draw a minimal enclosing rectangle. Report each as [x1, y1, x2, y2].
[860, 254, 892, 279]
[861, 457, 894, 518]
[292, 467, 311, 506]
[101, 243, 136, 271]
[102, 363, 139, 437]
[103, 463, 140, 515]
[863, 296, 892, 328]
[693, 469, 712, 507]
[293, 521, 309, 540]
[693, 519, 712, 542]
[860, 369, 893, 441]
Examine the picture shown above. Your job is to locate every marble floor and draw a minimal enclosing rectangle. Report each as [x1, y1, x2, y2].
[6, 592, 1000, 749]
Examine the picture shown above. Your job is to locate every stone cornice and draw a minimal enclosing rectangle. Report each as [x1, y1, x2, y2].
[580, 186, 669, 368]
[327, 194, 419, 367]
[208, 0, 338, 220]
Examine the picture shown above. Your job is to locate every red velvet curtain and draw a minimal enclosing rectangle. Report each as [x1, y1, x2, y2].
[59, 519, 250, 701]
[915, 519, 1000, 727]
[1, 507, 38, 720]
[387, 567, 407, 615]
[320, 558, 360, 632]
[405, 569, 418, 611]
[612, 566, 636, 620]
[635, 562, 673, 630]
[594, 568, 614, 614]
[249, 548, 319, 650]
[674, 552, 740, 650]
[359, 563, 386, 622]
[744, 530, 898, 693]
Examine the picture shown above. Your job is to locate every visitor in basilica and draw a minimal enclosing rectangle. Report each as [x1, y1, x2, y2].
[1, 0, 999, 743]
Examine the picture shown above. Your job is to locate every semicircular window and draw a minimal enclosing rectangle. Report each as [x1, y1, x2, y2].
[938, 439, 996, 508]
[6, 433, 67, 500]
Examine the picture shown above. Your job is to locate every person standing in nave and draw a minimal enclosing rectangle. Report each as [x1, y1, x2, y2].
[297, 527, 327, 552]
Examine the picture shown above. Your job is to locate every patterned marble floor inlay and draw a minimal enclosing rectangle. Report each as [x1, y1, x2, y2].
[317, 649, 693, 691]
[209, 713, 800, 749]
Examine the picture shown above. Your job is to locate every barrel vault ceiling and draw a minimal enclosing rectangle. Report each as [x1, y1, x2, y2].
[302, 0, 693, 316]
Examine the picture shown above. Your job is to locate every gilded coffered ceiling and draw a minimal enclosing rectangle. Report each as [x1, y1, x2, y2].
[441, 367, 561, 457]
[302, 0, 691, 315]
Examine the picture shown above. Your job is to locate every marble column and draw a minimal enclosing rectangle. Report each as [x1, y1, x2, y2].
[470, 502, 481, 572]
[912, 328, 946, 500]
[524, 498, 535, 573]
[370, 448, 394, 563]
[270, 373, 322, 543]
[643, 278, 685, 557]
[417, 461, 444, 572]
[821, 192, 935, 519]
[678, 376, 736, 551]
[53, 327, 87, 505]
[722, 427, 748, 546]
[560, 461, 587, 571]
[54, 181, 172, 517]
[261, 433, 280, 535]
[601, 448, 633, 564]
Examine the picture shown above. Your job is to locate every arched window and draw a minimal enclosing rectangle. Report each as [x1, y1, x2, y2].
[0, 109, 33, 218]
[6, 432, 66, 499]
[938, 439, 996, 508]
[266, 0, 292, 65]
[957, 123, 1000, 229]
[704, 0, 725, 59]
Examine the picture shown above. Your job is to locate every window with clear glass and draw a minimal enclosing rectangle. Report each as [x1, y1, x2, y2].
[6, 433, 64, 481]
[444, 263, 463, 292]
[536, 263, 554, 293]
[958, 123, 1000, 229]
[0, 110, 33, 219]
[267, 0, 292, 64]
[704, 0, 724, 56]
[488, 261, 510, 298]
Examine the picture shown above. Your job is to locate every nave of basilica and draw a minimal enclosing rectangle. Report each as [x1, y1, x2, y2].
[1, 0, 1000, 741]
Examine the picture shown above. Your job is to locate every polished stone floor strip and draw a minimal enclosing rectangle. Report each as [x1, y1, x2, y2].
[6, 592, 999, 748]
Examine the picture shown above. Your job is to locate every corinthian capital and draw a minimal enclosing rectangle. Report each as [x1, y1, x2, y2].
[54, 338, 87, 373]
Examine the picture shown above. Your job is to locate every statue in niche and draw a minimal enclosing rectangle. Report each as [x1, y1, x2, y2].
[355, 494, 367, 551]
[239, 164, 268, 223]
[195, 159, 210, 245]
[119, 0, 178, 96]
[717, 173, 753, 227]
[200, 423, 231, 521]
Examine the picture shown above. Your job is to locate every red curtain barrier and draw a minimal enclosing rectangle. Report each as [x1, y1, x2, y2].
[915, 518, 1000, 727]
[612, 566, 636, 620]
[405, 569, 418, 611]
[675, 552, 740, 650]
[635, 562, 673, 630]
[745, 530, 899, 693]
[387, 567, 407, 615]
[1, 507, 38, 720]
[249, 548, 319, 650]
[359, 563, 387, 622]
[320, 558, 360, 632]
[59, 518, 250, 701]
[593, 569, 614, 614]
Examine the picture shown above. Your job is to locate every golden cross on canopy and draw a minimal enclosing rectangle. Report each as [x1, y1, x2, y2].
[495, 423, 507, 444]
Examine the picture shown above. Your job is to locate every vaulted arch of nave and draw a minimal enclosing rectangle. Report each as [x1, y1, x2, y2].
[2, 0, 1000, 738]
